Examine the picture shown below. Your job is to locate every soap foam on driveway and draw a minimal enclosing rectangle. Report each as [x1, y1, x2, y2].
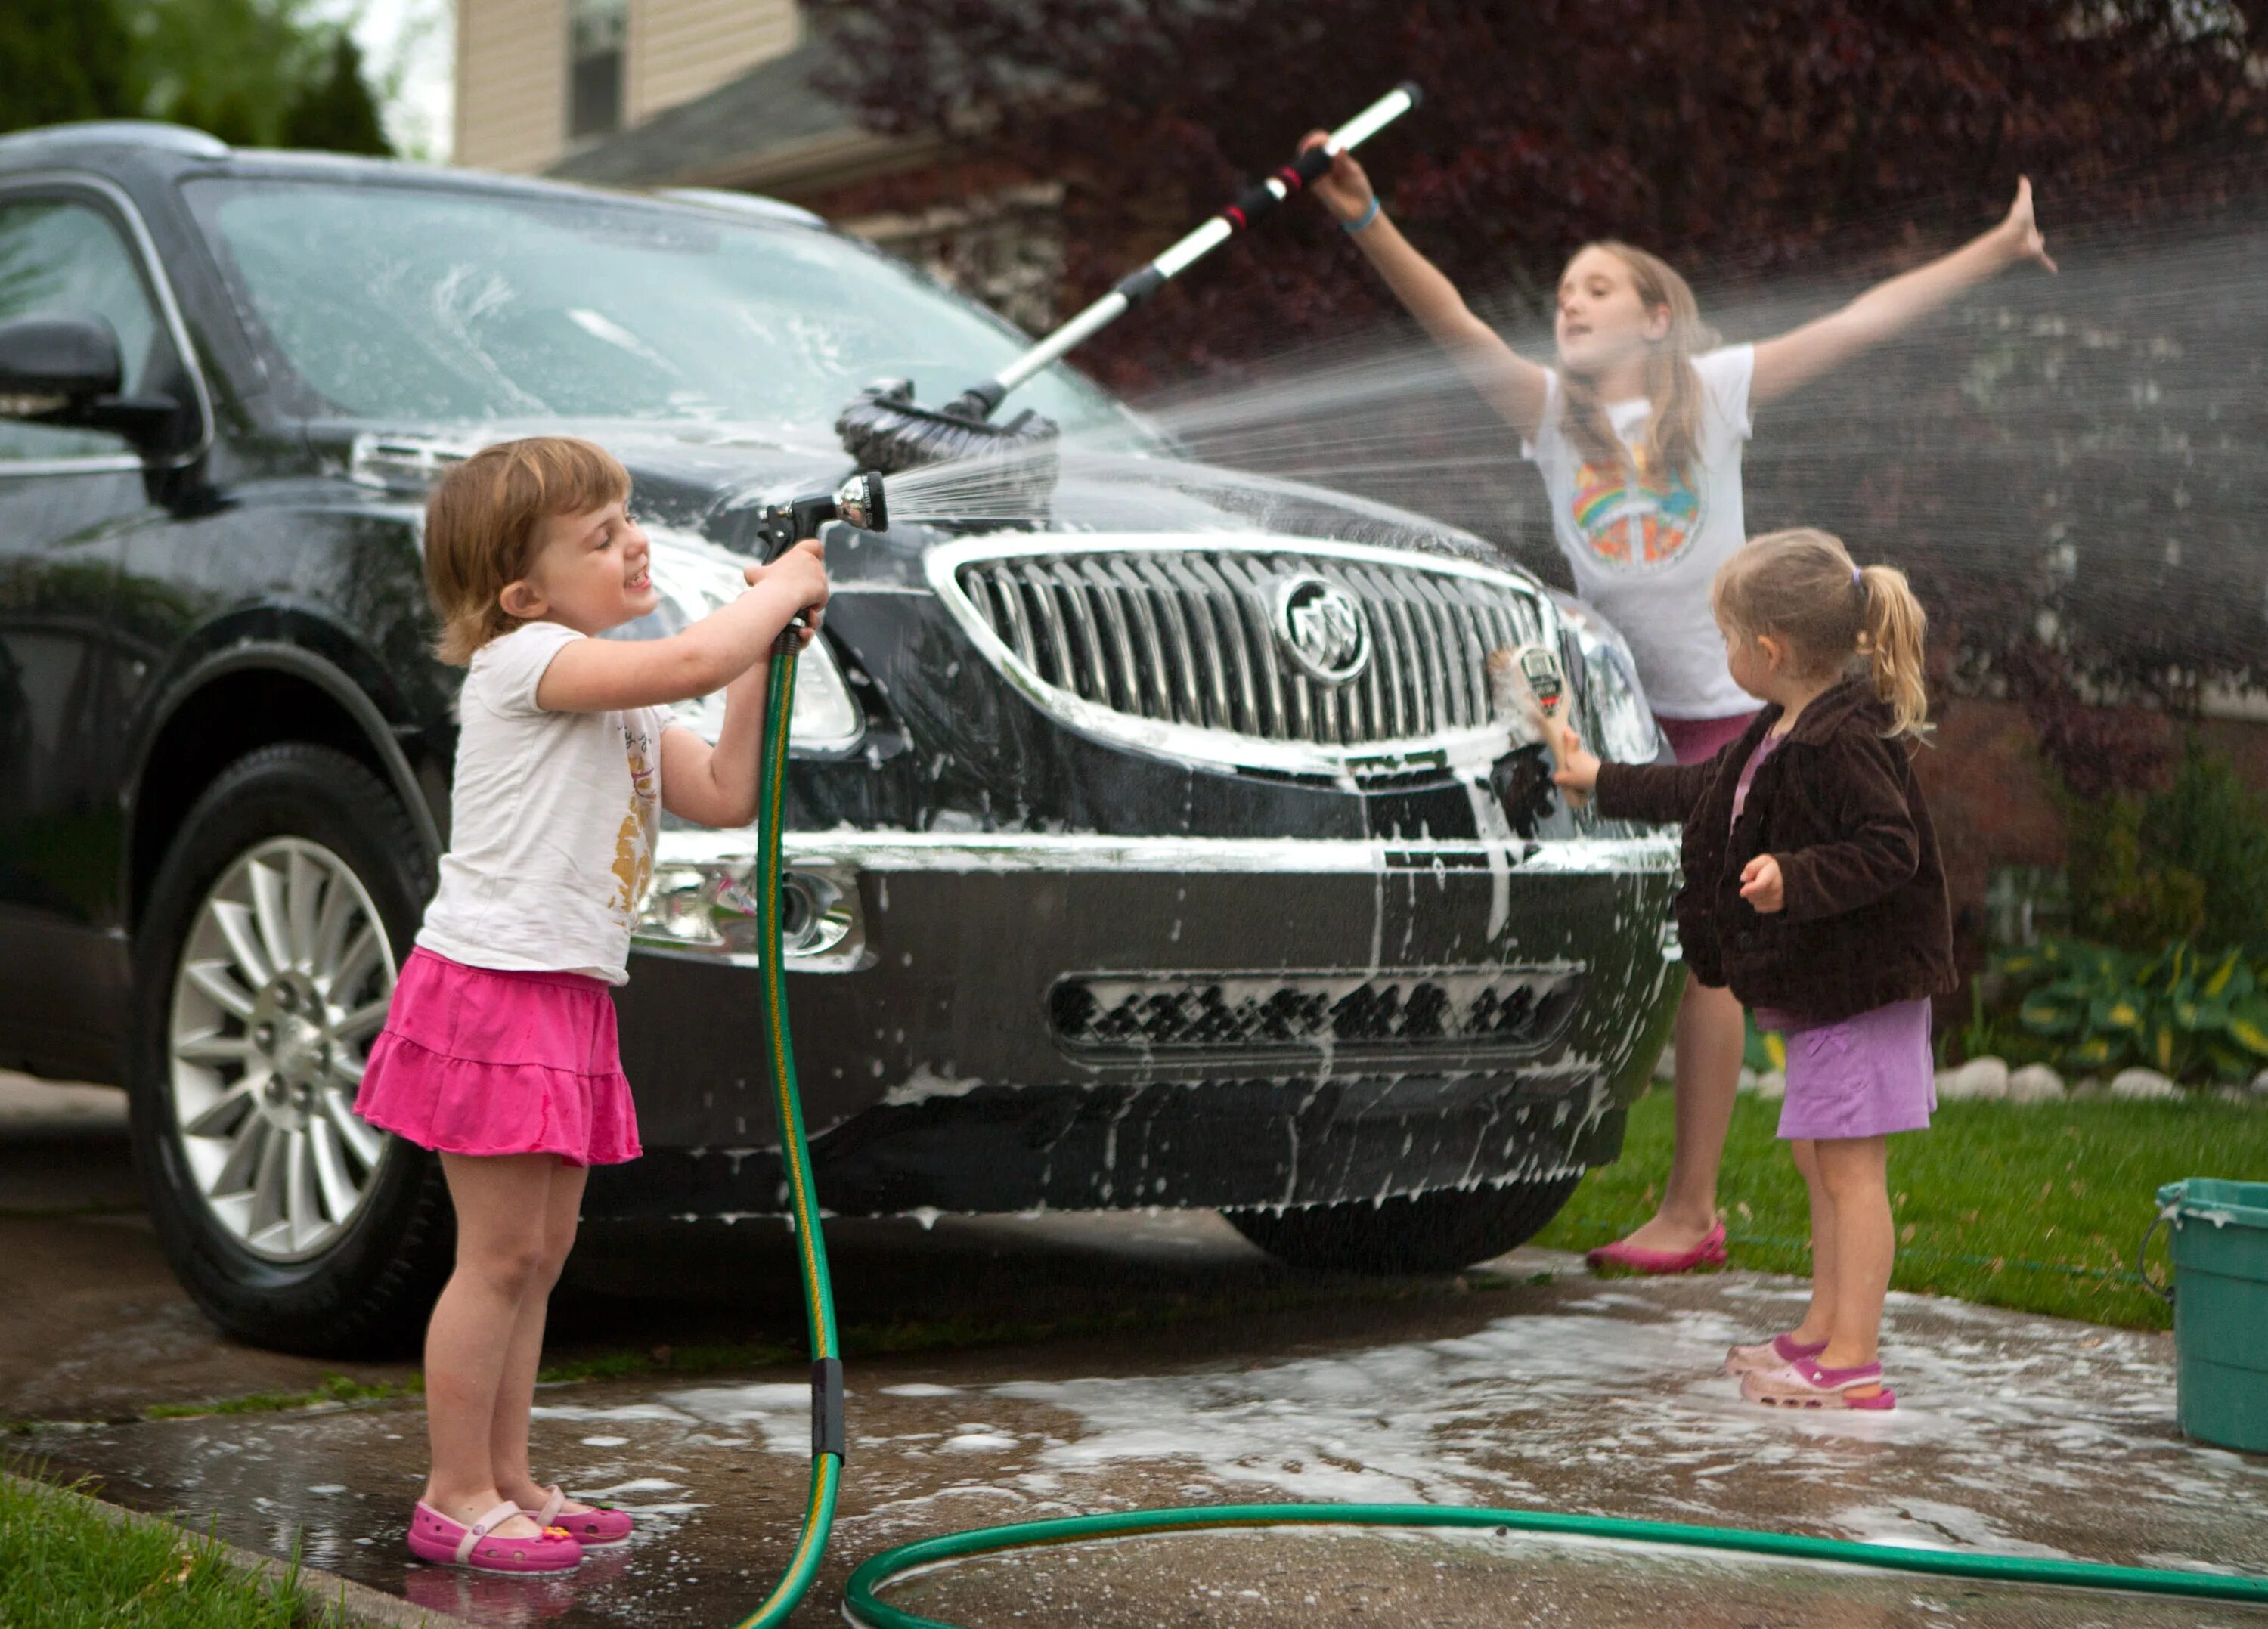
[7, 1071, 2265, 1627]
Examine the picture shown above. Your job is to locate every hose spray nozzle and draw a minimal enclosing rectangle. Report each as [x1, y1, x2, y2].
[753, 469, 889, 560]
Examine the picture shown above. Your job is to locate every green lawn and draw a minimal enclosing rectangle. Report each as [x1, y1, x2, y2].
[1535, 1087, 2268, 1330]
[0, 1470, 342, 1629]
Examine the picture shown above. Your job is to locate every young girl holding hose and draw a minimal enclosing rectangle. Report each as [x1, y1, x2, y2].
[354, 437, 827, 1572]
[1305, 133, 2050, 1273]
[1555, 528, 1957, 1408]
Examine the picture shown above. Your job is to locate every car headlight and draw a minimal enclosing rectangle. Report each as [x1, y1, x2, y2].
[635, 849, 865, 968]
[612, 525, 863, 751]
[1551, 592, 1664, 766]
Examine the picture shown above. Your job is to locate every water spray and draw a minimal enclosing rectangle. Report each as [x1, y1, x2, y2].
[832, 82, 1424, 497]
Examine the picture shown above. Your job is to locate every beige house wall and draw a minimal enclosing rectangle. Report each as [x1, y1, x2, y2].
[455, 0, 799, 175]
[455, 0, 568, 175]
[627, 0, 799, 125]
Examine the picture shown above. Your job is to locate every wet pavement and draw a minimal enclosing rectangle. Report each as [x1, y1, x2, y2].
[7, 1071, 2266, 1627]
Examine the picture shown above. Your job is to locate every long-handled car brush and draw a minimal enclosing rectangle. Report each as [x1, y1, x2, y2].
[833, 82, 1423, 500]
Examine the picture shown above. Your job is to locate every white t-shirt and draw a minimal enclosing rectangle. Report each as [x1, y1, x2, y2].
[418, 621, 674, 984]
[1523, 343, 1755, 720]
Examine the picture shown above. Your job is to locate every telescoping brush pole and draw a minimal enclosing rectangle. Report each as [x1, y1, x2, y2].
[834, 82, 1422, 485]
[965, 80, 1423, 418]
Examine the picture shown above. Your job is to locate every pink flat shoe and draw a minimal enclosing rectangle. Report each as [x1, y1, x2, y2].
[527, 1484, 634, 1545]
[1740, 1355, 1897, 1411]
[407, 1500, 583, 1573]
[1585, 1219, 1727, 1276]
[1725, 1331, 1829, 1374]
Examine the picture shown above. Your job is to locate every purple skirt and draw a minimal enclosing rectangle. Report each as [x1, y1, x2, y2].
[1773, 998, 1935, 1141]
[354, 948, 642, 1166]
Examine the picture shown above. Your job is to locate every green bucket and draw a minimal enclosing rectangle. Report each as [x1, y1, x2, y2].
[2152, 1178, 2268, 1454]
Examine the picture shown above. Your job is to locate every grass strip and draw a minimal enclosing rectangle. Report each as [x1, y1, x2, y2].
[1537, 1087, 2267, 1330]
[142, 1375, 421, 1422]
[0, 1464, 345, 1629]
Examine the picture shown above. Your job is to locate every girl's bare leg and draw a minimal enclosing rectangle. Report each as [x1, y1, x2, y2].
[1613, 978, 1744, 1254]
[489, 1159, 590, 1513]
[423, 1152, 560, 1537]
[1788, 1138, 1837, 1346]
[1813, 1134, 1893, 1398]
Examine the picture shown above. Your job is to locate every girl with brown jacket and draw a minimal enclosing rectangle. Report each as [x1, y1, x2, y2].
[1555, 529, 1956, 1410]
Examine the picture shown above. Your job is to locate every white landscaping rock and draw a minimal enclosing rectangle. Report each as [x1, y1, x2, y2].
[2251, 1067, 2268, 1097]
[2108, 1067, 2180, 1101]
[1938, 1057, 2010, 1101]
[1737, 1067, 1761, 1092]
[2005, 1064, 2067, 1104]
[1755, 1070, 1786, 1101]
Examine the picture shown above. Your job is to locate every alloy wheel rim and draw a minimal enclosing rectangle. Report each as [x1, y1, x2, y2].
[167, 836, 395, 1261]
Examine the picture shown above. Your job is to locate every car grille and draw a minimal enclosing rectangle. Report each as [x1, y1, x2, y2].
[1050, 970, 1586, 1056]
[946, 542, 1548, 750]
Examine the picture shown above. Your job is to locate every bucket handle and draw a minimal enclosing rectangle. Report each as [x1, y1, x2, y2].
[2137, 1206, 2177, 1307]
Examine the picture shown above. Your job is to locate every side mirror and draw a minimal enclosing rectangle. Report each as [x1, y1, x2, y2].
[0, 314, 123, 409]
[0, 313, 180, 449]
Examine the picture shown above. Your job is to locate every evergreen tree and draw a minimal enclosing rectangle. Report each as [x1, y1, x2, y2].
[281, 36, 392, 156]
[0, 0, 136, 135]
[135, 0, 393, 154]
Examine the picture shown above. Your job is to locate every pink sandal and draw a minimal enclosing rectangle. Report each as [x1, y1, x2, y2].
[1724, 1332, 1828, 1374]
[1740, 1354, 1897, 1411]
[1585, 1219, 1727, 1276]
[407, 1500, 583, 1573]
[526, 1484, 634, 1545]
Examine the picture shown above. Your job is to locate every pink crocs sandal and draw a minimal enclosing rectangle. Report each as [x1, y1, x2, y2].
[527, 1484, 634, 1545]
[1724, 1332, 1830, 1375]
[407, 1499, 583, 1573]
[1740, 1354, 1897, 1411]
[1586, 1219, 1727, 1276]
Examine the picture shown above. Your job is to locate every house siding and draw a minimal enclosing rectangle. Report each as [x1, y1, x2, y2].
[629, 0, 799, 126]
[457, 0, 798, 174]
[457, 0, 569, 174]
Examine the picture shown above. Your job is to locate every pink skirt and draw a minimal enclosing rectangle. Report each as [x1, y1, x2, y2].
[354, 948, 641, 1166]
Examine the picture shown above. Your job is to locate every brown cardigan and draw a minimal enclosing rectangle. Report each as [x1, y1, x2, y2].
[1595, 677, 1957, 1024]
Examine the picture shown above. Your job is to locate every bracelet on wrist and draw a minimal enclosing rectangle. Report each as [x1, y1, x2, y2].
[1341, 196, 1381, 234]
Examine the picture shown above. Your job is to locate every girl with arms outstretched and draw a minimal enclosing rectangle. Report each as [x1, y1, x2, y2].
[1306, 136, 2048, 1271]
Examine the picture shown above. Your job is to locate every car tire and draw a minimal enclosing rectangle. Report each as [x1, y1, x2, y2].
[128, 742, 449, 1356]
[1224, 1175, 1583, 1275]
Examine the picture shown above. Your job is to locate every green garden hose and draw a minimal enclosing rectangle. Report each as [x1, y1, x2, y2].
[729, 631, 841, 1629]
[742, 633, 2268, 1628]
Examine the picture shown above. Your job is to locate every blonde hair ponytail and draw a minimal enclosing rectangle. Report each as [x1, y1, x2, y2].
[1857, 563, 1932, 741]
[1711, 528, 1933, 741]
[1558, 240, 1718, 485]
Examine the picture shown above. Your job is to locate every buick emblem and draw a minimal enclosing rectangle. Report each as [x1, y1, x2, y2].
[1272, 574, 1371, 685]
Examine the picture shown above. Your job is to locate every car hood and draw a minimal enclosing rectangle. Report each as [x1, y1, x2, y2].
[320, 416, 1524, 594]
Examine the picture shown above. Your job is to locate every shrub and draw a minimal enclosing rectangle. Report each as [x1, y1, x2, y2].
[1994, 937, 2268, 1084]
[2063, 736, 2268, 954]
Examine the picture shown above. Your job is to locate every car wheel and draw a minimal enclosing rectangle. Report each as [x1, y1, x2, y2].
[129, 743, 449, 1355]
[1225, 1175, 1582, 1275]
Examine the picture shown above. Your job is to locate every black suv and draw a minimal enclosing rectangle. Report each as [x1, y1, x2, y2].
[0, 122, 1682, 1353]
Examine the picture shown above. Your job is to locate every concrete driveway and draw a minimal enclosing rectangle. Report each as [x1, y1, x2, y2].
[7, 1072, 2266, 1627]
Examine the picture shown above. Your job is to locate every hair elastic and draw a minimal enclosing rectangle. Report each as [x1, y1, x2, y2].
[1342, 196, 1381, 234]
[1852, 567, 1864, 589]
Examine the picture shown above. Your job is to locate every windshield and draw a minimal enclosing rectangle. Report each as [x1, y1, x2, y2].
[181, 177, 1143, 438]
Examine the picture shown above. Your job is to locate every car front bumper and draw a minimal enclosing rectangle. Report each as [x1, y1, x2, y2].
[595, 829, 1683, 1219]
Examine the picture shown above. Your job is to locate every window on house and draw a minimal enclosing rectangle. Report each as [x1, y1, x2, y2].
[568, 0, 627, 141]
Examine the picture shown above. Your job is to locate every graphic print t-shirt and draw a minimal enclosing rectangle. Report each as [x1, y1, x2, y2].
[417, 621, 674, 985]
[1523, 344, 1755, 720]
